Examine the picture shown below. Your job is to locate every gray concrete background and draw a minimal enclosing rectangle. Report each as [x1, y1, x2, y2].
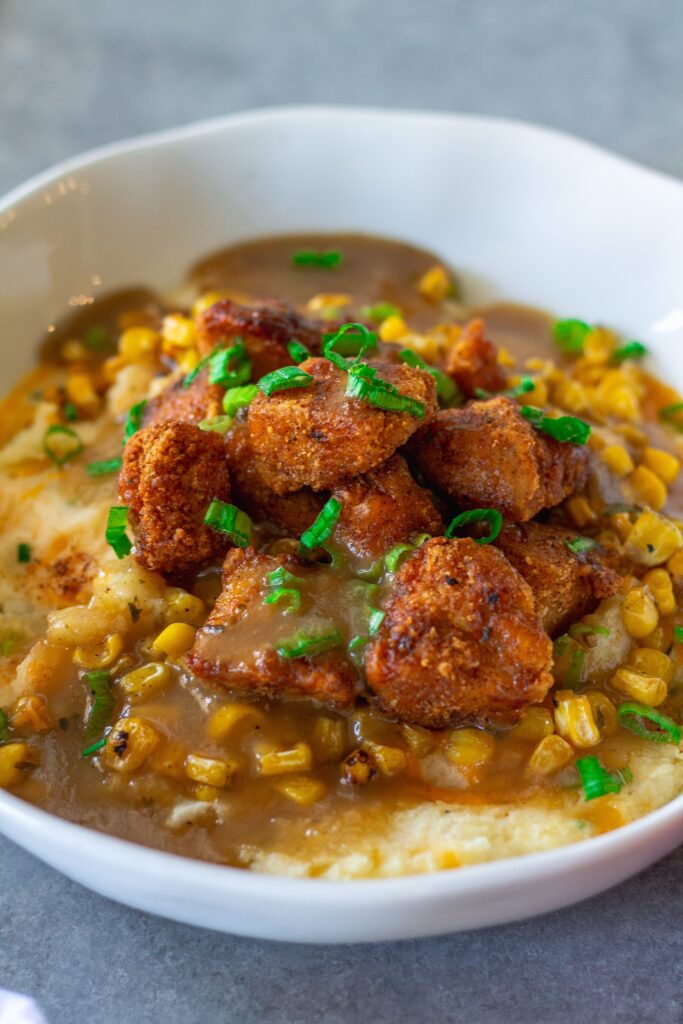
[1, 0, 683, 1020]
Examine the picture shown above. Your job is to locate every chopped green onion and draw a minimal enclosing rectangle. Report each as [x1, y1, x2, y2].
[659, 402, 683, 432]
[83, 325, 109, 350]
[520, 406, 591, 445]
[398, 348, 459, 404]
[276, 627, 343, 659]
[564, 536, 601, 555]
[257, 366, 314, 396]
[385, 542, 415, 573]
[323, 323, 378, 368]
[63, 402, 79, 422]
[87, 456, 123, 477]
[287, 339, 310, 363]
[446, 508, 503, 545]
[265, 566, 306, 588]
[17, 543, 31, 564]
[361, 302, 401, 324]
[105, 506, 132, 559]
[198, 415, 233, 434]
[0, 708, 10, 744]
[124, 399, 148, 440]
[553, 635, 586, 688]
[204, 500, 251, 547]
[263, 587, 301, 612]
[222, 384, 259, 417]
[209, 340, 252, 388]
[568, 623, 610, 639]
[182, 350, 214, 389]
[348, 634, 369, 654]
[576, 755, 625, 801]
[300, 497, 342, 550]
[675, 626, 683, 644]
[553, 319, 591, 355]
[346, 362, 425, 418]
[82, 737, 107, 758]
[291, 250, 342, 269]
[617, 702, 682, 744]
[475, 376, 536, 401]
[83, 670, 116, 740]
[43, 424, 84, 466]
[368, 608, 385, 635]
[612, 341, 648, 364]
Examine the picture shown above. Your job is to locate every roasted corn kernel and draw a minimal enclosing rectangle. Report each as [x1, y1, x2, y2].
[585, 691, 618, 739]
[527, 735, 574, 776]
[666, 548, 683, 580]
[629, 465, 667, 511]
[11, 695, 51, 734]
[119, 662, 173, 702]
[191, 291, 226, 319]
[379, 315, 410, 342]
[641, 447, 680, 485]
[185, 753, 236, 788]
[119, 326, 159, 361]
[312, 716, 347, 761]
[194, 784, 223, 802]
[306, 293, 351, 314]
[400, 723, 437, 758]
[363, 742, 407, 777]
[628, 647, 675, 685]
[0, 742, 33, 788]
[66, 372, 100, 416]
[626, 511, 682, 566]
[274, 776, 327, 805]
[207, 702, 266, 742]
[418, 264, 451, 301]
[151, 623, 196, 659]
[601, 444, 634, 478]
[583, 327, 616, 363]
[553, 691, 601, 748]
[103, 717, 161, 773]
[567, 496, 595, 529]
[642, 568, 676, 615]
[508, 706, 555, 742]
[444, 728, 495, 767]
[163, 589, 205, 626]
[611, 667, 668, 706]
[74, 633, 124, 670]
[341, 748, 377, 786]
[621, 588, 659, 638]
[258, 742, 313, 776]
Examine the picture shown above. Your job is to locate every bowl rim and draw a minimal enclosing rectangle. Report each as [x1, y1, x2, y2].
[1, 104, 682, 899]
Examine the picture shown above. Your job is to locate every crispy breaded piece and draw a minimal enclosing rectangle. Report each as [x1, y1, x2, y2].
[224, 417, 325, 535]
[142, 370, 224, 429]
[365, 537, 553, 728]
[197, 299, 323, 379]
[495, 522, 623, 637]
[249, 357, 438, 494]
[187, 548, 355, 708]
[408, 397, 589, 521]
[444, 319, 507, 398]
[332, 454, 443, 560]
[119, 422, 231, 578]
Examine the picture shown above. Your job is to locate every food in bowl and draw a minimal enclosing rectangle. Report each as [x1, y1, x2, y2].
[0, 232, 682, 879]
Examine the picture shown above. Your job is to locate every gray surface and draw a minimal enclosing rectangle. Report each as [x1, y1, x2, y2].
[1, 0, 683, 1020]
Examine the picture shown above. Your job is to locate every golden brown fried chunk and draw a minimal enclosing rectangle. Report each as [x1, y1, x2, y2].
[249, 357, 438, 494]
[444, 318, 507, 398]
[409, 397, 589, 521]
[187, 548, 355, 709]
[119, 422, 231, 578]
[365, 537, 553, 728]
[495, 522, 622, 637]
[224, 417, 325, 535]
[142, 370, 224, 429]
[332, 454, 443, 560]
[197, 299, 323, 379]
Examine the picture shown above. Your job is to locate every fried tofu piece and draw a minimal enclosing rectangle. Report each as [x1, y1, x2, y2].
[187, 548, 355, 709]
[332, 454, 443, 560]
[119, 422, 231, 578]
[495, 522, 623, 637]
[365, 537, 553, 728]
[197, 299, 323, 379]
[142, 370, 224, 429]
[248, 357, 438, 494]
[409, 397, 589, 521]
[224, 417, 325, 535]
[444, 318, 507, 398]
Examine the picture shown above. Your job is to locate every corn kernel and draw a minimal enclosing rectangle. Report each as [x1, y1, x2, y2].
[639, 625, 666, 650]
[601, 444, 634, 478]
[444, 728, 495, 767]
[641, 447, 680, 485]
[363, 742, 407, 776]
[74, 633, 124, 670]
[585, 691, 617, 739]
[11, 695, 51, 734]
[163, 589, 205, 626]
[119, 662, 172, 702]
[207, 702, 266, 742]
[608, 512, 634, 542]
[152, 622, 196, 658]
[524, 378, 548, 406]
[61, 338, 88, 362]
[306, 293, 351, 314]
[625, 511, 682, 566]
[621, 588, 659, 638]
[119, 326, 159, 361]
[312, 716, 347, 760]
[666, 548, 683, 580]
[418, 264, 452, 301]
[274, 775, 327, 805]
[583, 327, 616, 363]
[400, 723, 437, 758]
[161, 314, 196, 355]
[553, 691, 601, 748]
[0, 742, 33, 789]
[103, 717, 160, 774]
[629, 465, 667, 511]
[402, 331, 440, 362]
[628, 647, 675, 684]
[509, 706, 555, 742]
[191, 290, 226, 319]
[567, 496, 595, 529]
[497, 346, 516, 368]
[611, 667, 667, 706]
[194, 784, 224, 802]
[552, 378, 589, 414]
[341, 748, 377, 785]
[102, 354, 128, 384]
[66, 372, 100, 415]
[185, 753, 236, 788]
[379, 315, 410, 342]
[177, 350, 199, 374]
[527, 735, 574, 776]
[642, 568, 676, 615]
[258, 742, 313, 776]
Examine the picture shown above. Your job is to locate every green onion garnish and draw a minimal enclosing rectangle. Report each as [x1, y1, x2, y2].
[82, 737, 107, 758]
[291, 250, 342, 269]
[385, 542, 415, 573]
[553, 319, 591, 355]
[612, 341, 648, 364]
[568, 623, 610, 639]
[43, 424, 84, 466]
[323, 323, 378, 368]
[674, 625, 683, 643]
[105, 506, 133, 559]
[398, 348, 459, 404]
[124, 399, 148, 440]
[182, 350, 214, 389]
[300, 497, 342, 550]
[17, 543, 31, 564]
[361, 302, 401, 324]
[63, 402, 79, 422]
[222, 384, 259, 417]
[83, 326, 109, 350]
[0, 707, 10, 744]
[287, 339, 310, 363]
[204, 500, 251, 547]
[520, 406, 591, 445]
[475, 376, 536, 401]
[265, 566, 306, 588]
[276, 627, 343, 659]
[87, 456, 123, 477]
[209, 340, 252, 389]
[446, 508, 503, 544]
[198, 415, 233, 434]
[257, 366, 314, 396]
[368, 608, 385, 634]
[346, 362, 425, 418]
[83, 670, 116, 741]
[564, 536, 601, 555]
[617, 702, 682, 744]
[263, 587, 301, 612]
[553, 634, 586, 688]
[659, 402, 683, 432]
[576, 755, 625, 801]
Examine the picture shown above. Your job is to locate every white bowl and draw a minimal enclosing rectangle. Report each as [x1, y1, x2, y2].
[1, 107, 683, 943]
